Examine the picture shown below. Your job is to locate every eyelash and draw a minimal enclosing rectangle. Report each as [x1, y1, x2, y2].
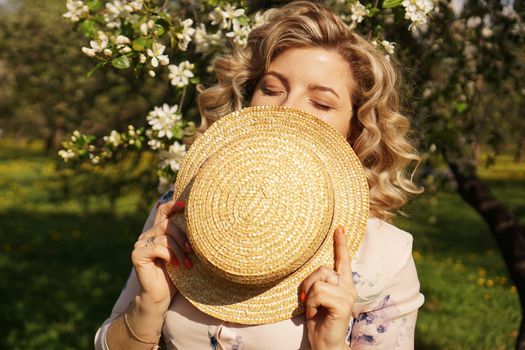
[261, 86, 333, 111]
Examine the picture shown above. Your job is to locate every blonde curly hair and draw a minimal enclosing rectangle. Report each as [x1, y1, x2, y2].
[195, 1, 422, 221]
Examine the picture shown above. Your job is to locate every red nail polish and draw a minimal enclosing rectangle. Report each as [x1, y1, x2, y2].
[172, 258, 180, 267]
[175, 200, 185, 209]
[300, 291, 306, 303]
[184, 258, 192, 269]
[185, 241, 193, 253]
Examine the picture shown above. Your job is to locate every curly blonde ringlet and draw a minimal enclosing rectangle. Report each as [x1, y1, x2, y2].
[195, 1, 422, 221]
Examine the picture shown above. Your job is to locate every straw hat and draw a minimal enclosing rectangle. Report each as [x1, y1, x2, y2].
[167, 106, 369, 325]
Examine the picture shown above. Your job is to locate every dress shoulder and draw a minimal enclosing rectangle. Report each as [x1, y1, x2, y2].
[352, 218, 422, 309]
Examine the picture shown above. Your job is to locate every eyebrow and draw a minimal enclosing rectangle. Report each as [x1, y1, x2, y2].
[265, 71, 340, 99]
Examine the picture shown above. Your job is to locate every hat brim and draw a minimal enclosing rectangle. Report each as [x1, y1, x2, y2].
[167, 106, 369, 325]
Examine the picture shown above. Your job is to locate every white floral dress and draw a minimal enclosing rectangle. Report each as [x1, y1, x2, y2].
[95, 190, 424, 349]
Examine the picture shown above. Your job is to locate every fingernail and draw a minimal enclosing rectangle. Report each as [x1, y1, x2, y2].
[336, 225, 345, 235]
[171, 258, 180, 267]
[300, 291, 306, 303]
[184, 241, 193, 253]
[175, 200, 185, 209]
[184, 258, 192, 269]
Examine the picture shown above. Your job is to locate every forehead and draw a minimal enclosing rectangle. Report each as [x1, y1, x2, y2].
[265, 47, 354, 95]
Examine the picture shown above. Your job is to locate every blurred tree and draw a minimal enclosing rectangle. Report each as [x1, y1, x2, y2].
[381, 1, 525, 346]
[0, 0, 170, 151]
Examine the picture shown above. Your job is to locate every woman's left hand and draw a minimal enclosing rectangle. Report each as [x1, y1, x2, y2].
[301, 226, 356, 350]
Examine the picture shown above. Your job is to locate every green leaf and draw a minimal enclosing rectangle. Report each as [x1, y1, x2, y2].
[86, 62, 107, 78]
[172, 128, 184, 140]
[382, 0, 403, 8]
[368, 7, 380, 17]
[238, 15, 250, 26]
[190, 76, 200, 84]
[168, 31, 177, 49]
[79, 19, 97, 38]
[454, 102, 468, 113]
[155, 24, 166, 36]
[132, 37, 148, 51]
[111, 56, 130, 69]
[87, 0, 103, 11]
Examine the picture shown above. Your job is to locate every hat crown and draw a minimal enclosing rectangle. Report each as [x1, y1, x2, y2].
[187, 132, 335, 286]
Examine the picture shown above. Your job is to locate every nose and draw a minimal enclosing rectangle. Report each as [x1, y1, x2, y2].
[279, 93, 304, 110]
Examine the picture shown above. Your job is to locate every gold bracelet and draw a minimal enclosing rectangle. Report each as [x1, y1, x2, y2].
[123, 312, 161, 350]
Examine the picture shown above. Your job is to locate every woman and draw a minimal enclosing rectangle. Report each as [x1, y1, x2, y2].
[95, 1, 424, 349]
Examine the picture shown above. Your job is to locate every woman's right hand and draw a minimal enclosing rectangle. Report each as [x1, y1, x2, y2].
[131, 199, 192, 309]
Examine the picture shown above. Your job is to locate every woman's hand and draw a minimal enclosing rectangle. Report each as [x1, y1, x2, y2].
[302, 226, 356, 350]
[131, 200, 192, 309]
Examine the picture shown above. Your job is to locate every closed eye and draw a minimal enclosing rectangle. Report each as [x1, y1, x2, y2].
[311, 100, 332, 111]
[261, 86, 283, 96]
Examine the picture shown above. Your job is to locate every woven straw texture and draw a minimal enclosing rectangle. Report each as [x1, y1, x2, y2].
[167, 106, 369, 325]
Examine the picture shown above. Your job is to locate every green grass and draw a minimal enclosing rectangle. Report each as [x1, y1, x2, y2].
[0, 139, 523, 349]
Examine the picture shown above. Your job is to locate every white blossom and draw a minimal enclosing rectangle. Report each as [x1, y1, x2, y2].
[350, 1, 369, 28]
[104, 1, 127, 28]
[176, 19, 196, 51]
[89, 31, 109, 52]
[148, 138, 162, 150]
[194, 23, 223, 54]
[209, 4, 245, 30]
[147, 42, 170, 67]
[251, 11, 267, 29]
[381, 40, 396, 55]
[501, 6, 519, 20]
[402, 0, 434, 31]
[58, 149, 76, 161]
[466, 16, 482, 29]
[140, 22, 149, 35]
[119, 46, 132, 53]
[147, 104, 182, 139]
[124, 1, 143, 13]
[90, 154, 101, 164]
[63, 0, 89, 22]
[157, 175, 171, 194]
[148, 70, 156, 77]
[481, 27, 493, 38]
[168, 61, 194, 88]
[160, 142, 187, 172]
[115, 35, 131, 45]
[81, 47, 97, 57]
[81, 31, 109, 57]
[139, 54, 147, 63]
[225, 19, 251, 47]
[103, 130, 122, 147]
[209, 7, 226, 28]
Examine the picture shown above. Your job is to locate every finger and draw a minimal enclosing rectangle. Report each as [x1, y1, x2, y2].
[305, 281, 348, 319]
[154, 200, 185, 225]
[302, 265, 335, 296]
[334, 226, 352, 278]
[135, 234, 186, 268]
[132, 242, 176, 267]
[137, 217, 170, 241]
[138, 216, 192, 255]
[167, 217, 192, 253]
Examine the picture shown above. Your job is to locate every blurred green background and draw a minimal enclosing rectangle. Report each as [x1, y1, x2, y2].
[1, 0, 524, 349]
